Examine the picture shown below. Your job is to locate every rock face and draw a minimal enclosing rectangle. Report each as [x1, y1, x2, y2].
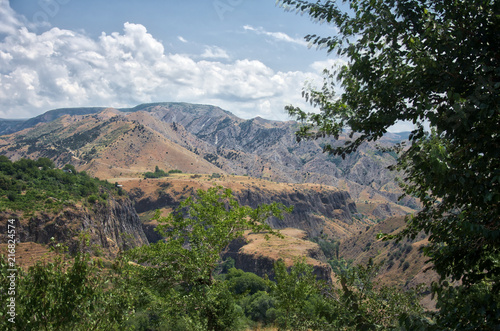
[124, 177, 359, 242]
[1, 196, 148, 256]
[234, 187, 357, 238]
[223, 232, 334, 282]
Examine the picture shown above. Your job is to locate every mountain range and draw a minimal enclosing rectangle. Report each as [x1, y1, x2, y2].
[0, 102, 434, 296]
[0, 102, 417, 218]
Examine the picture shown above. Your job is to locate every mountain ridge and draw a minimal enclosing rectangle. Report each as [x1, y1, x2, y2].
[0, 102, 417, 221]
[0, 102, 432, 295]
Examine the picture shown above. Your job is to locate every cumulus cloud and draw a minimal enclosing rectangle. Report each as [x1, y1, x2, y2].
[310, 58, 348, 73]
[0, 0, 24, 35]
[0, 2, 325, 120]
[201, 45, 229, 59]
[243, 25, 308, 47]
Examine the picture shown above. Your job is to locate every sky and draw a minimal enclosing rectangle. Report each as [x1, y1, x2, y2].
[1, 0, 351, 122]
[0, 0, 414, 132]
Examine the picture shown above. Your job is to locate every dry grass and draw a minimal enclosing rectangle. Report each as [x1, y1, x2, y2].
[240, 228, 325, 268]
[0, 242, 56, 270]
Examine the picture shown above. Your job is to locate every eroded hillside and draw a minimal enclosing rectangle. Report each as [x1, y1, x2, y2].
[0, 102, 418, 218]
[0, 103, 426, 289]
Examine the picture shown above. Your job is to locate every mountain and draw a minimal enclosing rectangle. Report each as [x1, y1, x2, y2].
[0, 102, 425, 288]
[0, 157, 148, 260]
[0, 107, 108, 135]
[0, 107, 222, 177]
[0, 102, 417, 221]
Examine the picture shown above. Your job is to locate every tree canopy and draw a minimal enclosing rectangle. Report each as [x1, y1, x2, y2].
[279, 0, 499, 328]
[128, 186, 291, 329]
[0, 156, 120, 212]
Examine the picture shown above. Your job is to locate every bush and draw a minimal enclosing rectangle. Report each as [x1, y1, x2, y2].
[226, 268, 268, 295]
[144, 166, 169, 179]
[0, 157, 121, 212]
[87, 195, 99, 204]
[242, 291, 276, 324]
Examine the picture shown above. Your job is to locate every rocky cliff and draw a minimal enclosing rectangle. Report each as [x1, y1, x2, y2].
[234, 186, 357, 238]
[121, 175, 361, 242]
[1, 195, 148, 257]
[223, 229, 334, 282]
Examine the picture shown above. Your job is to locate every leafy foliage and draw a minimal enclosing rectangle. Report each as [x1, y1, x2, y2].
[269, 258, 428, 330]
[225, 268, 269, 295]
[278, 0, 500, 327]
[272, 258, 326, 330]
[128, 186, 291, 329]
[0, 156, 119, 213]
[0, 239, 135, 330]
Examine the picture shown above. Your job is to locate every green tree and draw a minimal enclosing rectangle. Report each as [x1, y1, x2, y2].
[225, 268, 269, 295]
[0, 241, 135, 330]
[332, 262, 428, 330]
[129, 186, 291, 330]
[279, 0, 499, 327]
[272, 258, 326, 330]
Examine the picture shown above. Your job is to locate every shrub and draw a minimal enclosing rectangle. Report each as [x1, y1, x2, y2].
[226, 268, 268, 295]
[88, 194, 99, 204]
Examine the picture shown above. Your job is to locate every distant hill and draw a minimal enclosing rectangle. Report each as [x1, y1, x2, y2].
[0, 102, 417, 221]
[0, 107, 108, 135]
[0, 102, 429, 293]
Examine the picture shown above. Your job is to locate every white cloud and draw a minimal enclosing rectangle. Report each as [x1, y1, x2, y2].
[0, 2, 324, 121]
[243, 25, 308, 47]
[0, 0, 24, 35]
[201, 45, 229, 59]
[310, 58, 348, 73]
[177, 36, 188, 43]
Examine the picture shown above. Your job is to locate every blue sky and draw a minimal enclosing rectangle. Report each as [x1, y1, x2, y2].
[2, 0, 351, 121]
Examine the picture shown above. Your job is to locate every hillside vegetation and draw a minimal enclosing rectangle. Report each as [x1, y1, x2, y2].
[0, 156, 122, 214]
[1, 186, 429, 330]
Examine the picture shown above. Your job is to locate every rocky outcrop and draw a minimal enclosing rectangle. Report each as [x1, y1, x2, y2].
[234, 188, 357, 238]
[128, 179, 358, 241]
[229, 250, 333, 282]
[223, 234, 334, 282]
[82, 195, 149, 254]
[1, 195, 148, 256]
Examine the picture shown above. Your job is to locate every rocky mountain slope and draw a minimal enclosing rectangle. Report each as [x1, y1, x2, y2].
[340, 216, 437, 287]
[0, 102, 417, 220]
[0, 102, 425, 286]
[338, 216, 438, 308]
[1, 194, 148, 259]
